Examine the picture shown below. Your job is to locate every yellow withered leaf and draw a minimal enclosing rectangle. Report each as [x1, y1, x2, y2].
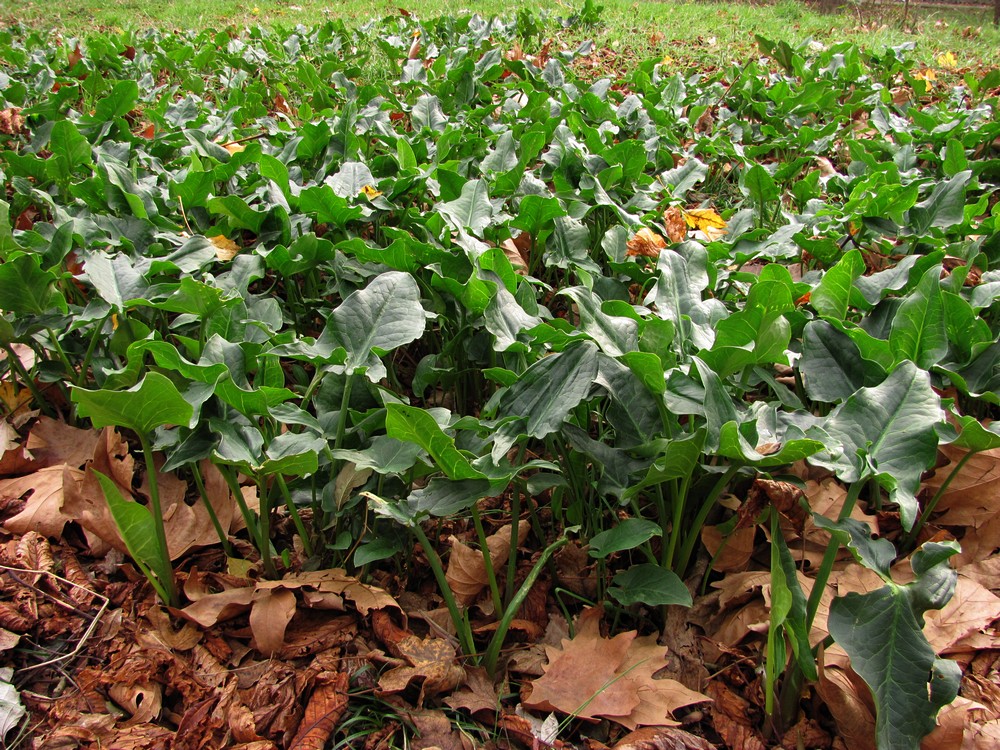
[209, 235, 240, 262]
[223, 141, 246, 155]
[360, 184, 383, 200]
[937, 51, 958, 69]
[626, 227, 667, 259]
[681, 207, 726, 232]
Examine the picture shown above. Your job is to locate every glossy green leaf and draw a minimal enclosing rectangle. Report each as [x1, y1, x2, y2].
[608, 564, 692, 607]
[828, 541, 961, 750]
[72, 372, 194, 434]
[588, 518, 662, 558]
[93, 470, 173, 604]
[386, 403, 485, 480]
[889, 265, 948, 369]
[809, 362, 942, 529]
[0, 254, 67, 315]
[320, 271, 427, 382]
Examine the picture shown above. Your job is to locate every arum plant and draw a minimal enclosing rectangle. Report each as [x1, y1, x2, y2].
[71, 372, 197, 607]
[772, 362, 951, 737]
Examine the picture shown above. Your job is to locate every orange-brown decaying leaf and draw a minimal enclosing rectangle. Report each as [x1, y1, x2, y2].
[288, 672, 350, 750]
[663, 206, 688, 244]
[626, 228, 667, 259]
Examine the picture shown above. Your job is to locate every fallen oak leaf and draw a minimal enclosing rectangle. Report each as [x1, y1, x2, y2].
[446, 521, 529, 605]
[611, 726, 717, 750]
[524, 608, 708, 728]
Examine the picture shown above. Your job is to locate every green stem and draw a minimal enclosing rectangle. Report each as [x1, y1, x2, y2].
[77, 314, 111, 387]
[663, 471, 692, 570]
[673, 463, 741, 574]
[484, 534, 570, 677]
[904, 451, 976, 549]
[138, 434, 179, 607]
[275, 474, 314, 558]
[217, 464, 263, 559]
[471, 503, 504, 618]
[45, 327, 76, 379]
[506, 478, 523, 607]
[191, 462, 234, 556]
[411, 521, 476, 657]
[805, 477, 865, 630]
[257, 476, 278, 579]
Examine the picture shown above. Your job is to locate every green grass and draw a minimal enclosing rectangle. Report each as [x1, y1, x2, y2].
[2, 0, 998, 71]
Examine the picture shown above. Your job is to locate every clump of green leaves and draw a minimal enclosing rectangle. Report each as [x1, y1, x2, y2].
[2, 18, 998, 748]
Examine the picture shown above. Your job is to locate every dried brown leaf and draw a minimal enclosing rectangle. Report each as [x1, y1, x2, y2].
[704, 681, 767, 750]
[611, 726, 717, 750]
[662, 206, 687, 244]
[25, 416, 100, 469]
[443, 666, 501, 717]
[445, 521, 529, 605]
[251, 588, 298, 656]
[700, 525, 754, 573]
[289, 671, 350, 750]
[525, 608, 708, 728]
[209, 234, 240, 262]
[1, 465, 85, 540]
[626, 228, 667, 259]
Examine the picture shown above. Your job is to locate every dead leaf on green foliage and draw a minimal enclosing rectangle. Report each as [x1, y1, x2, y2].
[681, 207, 727, 241]
[626, 228, 667, 259]
[446, 520, 529, 605]
[209, 235, 240, 262]
[524, 607, 709, 728]
[662, 206, 688, 244]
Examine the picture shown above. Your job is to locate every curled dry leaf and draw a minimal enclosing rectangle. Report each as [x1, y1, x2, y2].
[445, 520, 529, 605]
[372, 609, 467, 703]
[682, 207, 727, 241]
[626, 228, 667, 259]
[178, 569, 398, 655]
[663, 206, 688, 244]
[704, 681, 767, 750]
[209, 235, 240, 262]
[1, 465, 86, 541]
[611, 725, 717, 750]
[0, 107, 25, 136]
[288, 671, 350, 750]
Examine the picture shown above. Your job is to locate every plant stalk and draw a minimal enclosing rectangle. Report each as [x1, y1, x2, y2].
[138, 435, 179, 607]
[411, 521, 476, 657]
